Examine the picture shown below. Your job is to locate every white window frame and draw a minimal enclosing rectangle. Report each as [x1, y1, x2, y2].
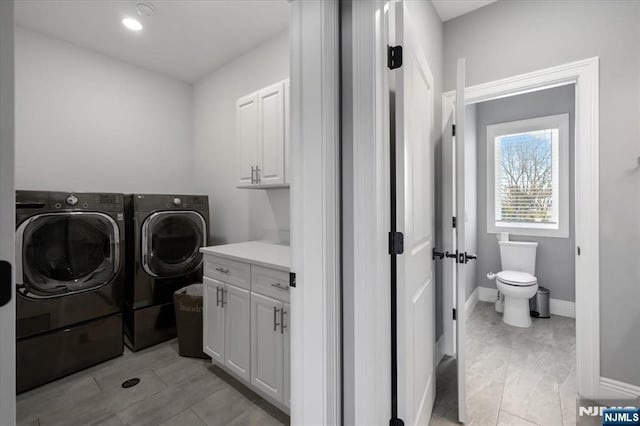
[486, 113, 570, 238]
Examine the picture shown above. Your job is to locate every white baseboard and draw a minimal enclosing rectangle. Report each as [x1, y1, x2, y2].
[600, 377, 640, 400]
[465, 287, 479, 319]
[478, 287, 498, 303]
[476, 286, 576, 318]
[434, 336, 445, 368]
[549, 298, 575, 318]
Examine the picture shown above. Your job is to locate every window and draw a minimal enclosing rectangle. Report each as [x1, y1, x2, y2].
[487, 114, 569, 238]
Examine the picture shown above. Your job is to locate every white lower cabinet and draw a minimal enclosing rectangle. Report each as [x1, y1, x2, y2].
[203, 277, 225, 363]
[203, 276, 250, 382]
[223, 284, 251, 381]
[251, 292, 284, 401]
[202, 254, 290, 412]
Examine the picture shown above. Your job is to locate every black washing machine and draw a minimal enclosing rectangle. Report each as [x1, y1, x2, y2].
[15, 191, 125, 393]
[124, 194, 209, 351]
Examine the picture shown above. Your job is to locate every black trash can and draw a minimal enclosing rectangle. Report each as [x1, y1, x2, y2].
[174, 284, 210, 359]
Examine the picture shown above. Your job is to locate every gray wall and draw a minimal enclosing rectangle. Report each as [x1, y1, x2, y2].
[192, 32, 290, 245]
[465, 104, 478, 299]
[444, 0, 640, 386]
[476, 86, 576, 302]
[15, 27, 194, 194]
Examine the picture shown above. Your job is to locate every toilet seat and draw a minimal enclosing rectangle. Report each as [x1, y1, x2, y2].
[496, 270, 537, 286]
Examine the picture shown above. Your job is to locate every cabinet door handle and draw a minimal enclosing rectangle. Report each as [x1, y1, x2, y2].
[280, 309, 287, 334]
[270, 282, 289, 291]
[215, 286, 220, 307]
[256, 166, 261, 184]
[251, 166, 255, 184]
[273, 306, 281, 332]
[221, 289, 227, 307]
[216, 267, 229, 274]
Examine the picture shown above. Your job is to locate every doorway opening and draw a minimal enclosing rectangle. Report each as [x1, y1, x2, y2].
[435, 85, 578, 425]
[434, 57, 600, 425]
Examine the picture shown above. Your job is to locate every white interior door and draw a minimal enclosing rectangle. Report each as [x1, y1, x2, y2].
[0, 1, 16, 423]
[393, 2, 436, 424]
[455, 58, 468, 424]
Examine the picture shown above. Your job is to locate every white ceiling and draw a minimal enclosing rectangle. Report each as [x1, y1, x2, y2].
[432, 0, 497, 22]
[15, 0, 289, 82]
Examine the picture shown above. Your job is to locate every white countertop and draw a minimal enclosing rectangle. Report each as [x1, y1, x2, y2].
[200, 241, 291, 271]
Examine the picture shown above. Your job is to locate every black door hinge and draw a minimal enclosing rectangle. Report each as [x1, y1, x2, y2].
[452, 308, 457, 320]
[452, 216, 457, 228]
[289, 272, 296, 288]
[389, 231, 404, 255]
[387, 45, 403, 70]
[452, 124, 456, 137]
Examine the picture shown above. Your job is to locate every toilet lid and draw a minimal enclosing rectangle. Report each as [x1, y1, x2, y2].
[497, 270, 537, 286]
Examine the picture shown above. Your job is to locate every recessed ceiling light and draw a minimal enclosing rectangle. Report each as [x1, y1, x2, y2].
[122, 17, 143, 32]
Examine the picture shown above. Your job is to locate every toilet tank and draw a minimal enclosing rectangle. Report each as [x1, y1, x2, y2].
[498, 241, 538, 274]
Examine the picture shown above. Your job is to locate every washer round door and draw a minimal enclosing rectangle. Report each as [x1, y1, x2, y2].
[141, 211, 207, 278]
[16, 212, 121, 298]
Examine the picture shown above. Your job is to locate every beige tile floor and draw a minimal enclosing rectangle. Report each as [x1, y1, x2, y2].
[17, 339, 289, 426]
[430, 301, 577, 426]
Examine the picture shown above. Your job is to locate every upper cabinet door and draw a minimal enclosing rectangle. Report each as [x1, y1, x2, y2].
[284, 79, 290, 185]
[257, 81, 286, 186]
[236, 92, 259, 188]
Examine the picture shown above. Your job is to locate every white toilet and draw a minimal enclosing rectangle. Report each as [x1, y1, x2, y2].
[490, 240, 539, 328]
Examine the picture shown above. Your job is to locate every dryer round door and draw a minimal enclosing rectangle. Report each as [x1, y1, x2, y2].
[16, 212, 121, 298]
[141, 211, 207, 278]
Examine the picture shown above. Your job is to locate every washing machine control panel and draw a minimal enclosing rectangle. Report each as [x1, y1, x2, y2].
[65, 194, 79, 206]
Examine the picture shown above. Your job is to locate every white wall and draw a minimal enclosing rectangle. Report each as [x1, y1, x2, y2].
[192, 31, 290, 245]
[15, 27, 194, 194]
[444, 0, 640, 387]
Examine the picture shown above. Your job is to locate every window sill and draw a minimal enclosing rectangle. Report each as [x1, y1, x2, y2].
[487, 224, 569, 239]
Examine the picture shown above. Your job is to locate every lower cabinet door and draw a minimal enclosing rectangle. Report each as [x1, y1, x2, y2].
[282, 302, 290, 409]
[203, 277, 225, 363]
[223, 283, 251, 381]
[251, 292, 284, 402]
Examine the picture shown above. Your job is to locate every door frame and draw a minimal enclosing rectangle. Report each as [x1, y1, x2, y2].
[440, 57, 601, 399]
[0, 0, 343, 424]
[0, 0, 16, 424]
[289, 0, 342, 424]
[340, 0, 393, 424]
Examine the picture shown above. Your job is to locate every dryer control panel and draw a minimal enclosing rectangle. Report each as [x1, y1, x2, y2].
[47, 192, 124, 212]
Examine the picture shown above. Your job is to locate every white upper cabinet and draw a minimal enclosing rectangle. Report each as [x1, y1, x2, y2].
[258, 82, 285, 186]
[236, 79, 289, 188]
[236, 93, 259, 188]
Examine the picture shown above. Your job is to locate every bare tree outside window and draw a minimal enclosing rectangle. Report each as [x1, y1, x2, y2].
[495, 129, 557, 224]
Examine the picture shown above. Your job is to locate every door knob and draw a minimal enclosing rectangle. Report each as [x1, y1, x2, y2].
[465, 252, 477, 262]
